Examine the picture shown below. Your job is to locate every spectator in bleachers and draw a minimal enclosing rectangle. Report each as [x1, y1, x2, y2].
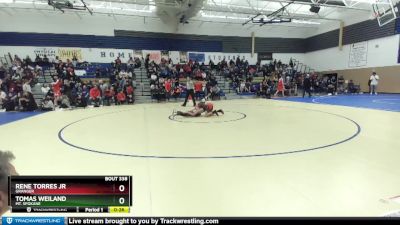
[150, 73, 158, 84]
[207, 84, 221, 101]
[75, 90, 87, 108]
[0, 53, 333, 111]
[274, 75, 285, 97]
[347, 80, 359, 94]
[43, 84, 53, 100]
[116, 89, 126, 105]
[35, 55, 42, 65]
[164, 78, 172, 101]
[12, 67, 22, 81]
[24, 56, 32, 65]
[66, 59, 73, 68]
[126, 84, 134, 104]
[239, 80, 246, 93]
[89, 85, 101, 107]
[194, 80, 204, 100]
[43, 55, 49, 64]
[103, 86, 114, 106]
[145, 54, 150, 72]
[172, 85, 181, 101]
[245, 79, 252, 92]
[127, 57, 135, 72]
[98, 80, 108, 95]
[136, 57, 142, 68]
[0, 89, 6, 111]
[18, 92, 37, 111]
[72, 55, 78, 67]
[52, 56, 59, 64]
[0, 66, 5, 80]
[3, 90, 17, 111]
[22, 79, 32, 94]
[52, 78, 62, 106]
[41, 97, 54, 111]
[327, 83, 335, 95]
[95, 68, 101, 78]
[115, 56, 122, 71]
[337, 75, 345, 93]
[59, 94, 71, 109]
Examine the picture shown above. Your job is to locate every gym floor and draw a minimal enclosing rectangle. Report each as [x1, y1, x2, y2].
[1, 95, 400, 216]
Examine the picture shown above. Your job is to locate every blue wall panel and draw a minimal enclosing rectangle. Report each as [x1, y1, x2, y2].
[395, 18, 400, 34]
[0, 32, 222, 52]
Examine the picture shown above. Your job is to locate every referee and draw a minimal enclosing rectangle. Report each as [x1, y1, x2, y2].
[182, 76, 196, 107]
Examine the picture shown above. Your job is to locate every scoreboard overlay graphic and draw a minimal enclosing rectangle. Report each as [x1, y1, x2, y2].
[8, 176, 132, 213]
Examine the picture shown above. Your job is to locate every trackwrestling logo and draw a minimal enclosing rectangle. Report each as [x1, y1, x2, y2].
[2, 217, 64, 225]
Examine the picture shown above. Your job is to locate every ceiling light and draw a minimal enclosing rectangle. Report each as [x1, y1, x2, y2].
[292, 19, 321, 24]
[200, 12, 248, 20]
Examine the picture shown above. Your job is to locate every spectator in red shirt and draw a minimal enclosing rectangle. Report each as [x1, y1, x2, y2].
[126, 85, 134, 104]
[52, 78, 62, 106]
[183, 64, 191, 76]
[172, 85, 181, 101]
[194, 81, 204, 100]
[103, 86, 115, 106]
[116, 89, 126, 105]
[89, 85, 101, 107]
[164, 79, 172, 101]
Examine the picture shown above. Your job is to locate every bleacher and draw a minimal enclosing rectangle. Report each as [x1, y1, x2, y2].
[5, 55, 311, 109]
[31, 66, 56, 106]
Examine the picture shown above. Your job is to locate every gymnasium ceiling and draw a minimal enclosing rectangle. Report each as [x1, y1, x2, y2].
[0, 0, 395, 29]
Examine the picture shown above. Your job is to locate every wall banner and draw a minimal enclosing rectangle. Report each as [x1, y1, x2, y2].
[58, 48, 83, 61]
[348, 41, 368, 68]
[188, 52, 205, 63]
[34, 47, 57, 60]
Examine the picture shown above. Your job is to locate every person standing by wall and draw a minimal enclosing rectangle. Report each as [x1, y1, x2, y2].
[274, 75, 285, 97]
[182, 76, 196, 107]
[370, 72, 379, 95]
[303, 74, 312, 98]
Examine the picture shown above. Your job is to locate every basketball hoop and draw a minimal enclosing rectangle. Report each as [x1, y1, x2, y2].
[372, 0, 397, 27]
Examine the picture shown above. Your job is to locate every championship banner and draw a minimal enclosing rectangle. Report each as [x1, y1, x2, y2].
[33, 48, 57, 60]
[134, 50, 143, 59]
[348, 41, 368, 67]
[143, 50, 161, 64]
[257, 52, 273, 61]
[168, 51, 180, 64]
[161, 50, 169, 61]
[74, 70, 87, 77]
[188, 52, 205, 63]
[179, 51, 188, 63]
[205, 53, 258, 65]
[58, 48, 83, 61]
